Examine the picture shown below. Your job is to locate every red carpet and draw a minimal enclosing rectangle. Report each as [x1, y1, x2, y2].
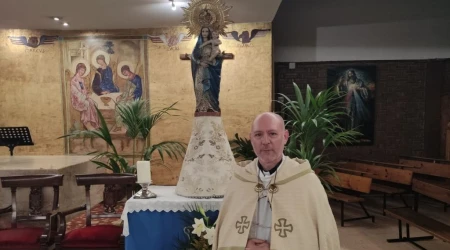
[66, 201, 125, 232]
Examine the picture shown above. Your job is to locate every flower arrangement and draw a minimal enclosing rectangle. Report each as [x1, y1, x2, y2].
[178, 205, 217, 250]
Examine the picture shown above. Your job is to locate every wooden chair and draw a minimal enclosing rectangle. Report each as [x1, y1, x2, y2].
[0, 174, 64, 250]
[55, 173, 136, 250]
[0, 206, 12, 214]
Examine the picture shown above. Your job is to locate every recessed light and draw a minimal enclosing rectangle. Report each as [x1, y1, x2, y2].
[53, 17, 60, 21]
[63, 22, 69, 26]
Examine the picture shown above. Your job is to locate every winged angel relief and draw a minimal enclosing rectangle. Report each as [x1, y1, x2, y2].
[222, 29, 271, 47]
[148, 33, 192, 50]
[8, 35, 59, 48]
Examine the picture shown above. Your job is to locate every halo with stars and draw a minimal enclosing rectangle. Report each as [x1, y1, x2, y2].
[181, 0, 233, 37]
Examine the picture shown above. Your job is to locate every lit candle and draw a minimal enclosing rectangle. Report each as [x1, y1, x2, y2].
[136, 161, 151, 183]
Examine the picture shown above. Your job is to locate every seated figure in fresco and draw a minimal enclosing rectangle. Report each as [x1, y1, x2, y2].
[91, 54, 119, 96]
[70, 63, 99, 131]
[113, 65, 143, 132]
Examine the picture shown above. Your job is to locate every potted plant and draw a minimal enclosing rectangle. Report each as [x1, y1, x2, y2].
[278, 82, 361, 192]
[229, 133, 256, 161]
[60, 99, 186, 201]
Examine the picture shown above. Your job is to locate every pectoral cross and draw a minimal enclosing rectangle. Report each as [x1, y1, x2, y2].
[179, 51, 234, 60]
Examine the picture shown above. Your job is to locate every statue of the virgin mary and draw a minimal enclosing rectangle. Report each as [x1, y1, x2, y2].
[175, 0, 235, 198]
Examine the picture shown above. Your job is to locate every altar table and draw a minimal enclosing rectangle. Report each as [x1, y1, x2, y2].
[0, 155, 105, 215]
[121, 186, 222, 250]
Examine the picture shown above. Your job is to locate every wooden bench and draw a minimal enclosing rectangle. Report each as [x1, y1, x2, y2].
[336, 160, 414, 215]
[399, 156, 450, 211]
[325, 171, 375, 226]
[399, 155, 450, 179]
[385, 178, 450, 249]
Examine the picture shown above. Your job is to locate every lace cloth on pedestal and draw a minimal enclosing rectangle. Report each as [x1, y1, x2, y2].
[175, 116, 234, 198]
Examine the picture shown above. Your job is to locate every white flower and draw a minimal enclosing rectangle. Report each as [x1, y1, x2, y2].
[192, 218, 206, 237]
[204, 226, 215, 246]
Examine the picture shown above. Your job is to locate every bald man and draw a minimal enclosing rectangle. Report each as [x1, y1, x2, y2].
[213, 112, 340, 250]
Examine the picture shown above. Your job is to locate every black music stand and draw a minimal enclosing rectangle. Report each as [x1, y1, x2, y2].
[0, 127, 34, 156]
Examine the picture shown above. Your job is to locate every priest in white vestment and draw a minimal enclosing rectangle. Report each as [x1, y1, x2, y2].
[213, 112, 340, 250]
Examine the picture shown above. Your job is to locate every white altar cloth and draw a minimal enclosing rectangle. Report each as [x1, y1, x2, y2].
[121, 185, 223, 236]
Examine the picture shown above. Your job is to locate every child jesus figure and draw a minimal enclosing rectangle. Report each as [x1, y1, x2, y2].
[200, 30, 222, 64]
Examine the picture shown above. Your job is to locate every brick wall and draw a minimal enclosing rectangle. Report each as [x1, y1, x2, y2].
[441, 62, 450, 157]
[274, 60, 439, 162]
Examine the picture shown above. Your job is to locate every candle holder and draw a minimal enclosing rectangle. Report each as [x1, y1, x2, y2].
[134, 182, 157, 199]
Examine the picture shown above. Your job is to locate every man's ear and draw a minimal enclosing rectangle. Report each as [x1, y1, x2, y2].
[283, 129, 289, 144]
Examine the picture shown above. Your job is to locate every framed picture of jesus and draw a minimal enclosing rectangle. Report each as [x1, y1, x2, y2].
[327, 66, 376, 145]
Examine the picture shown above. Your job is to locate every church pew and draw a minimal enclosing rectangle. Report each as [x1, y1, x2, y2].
[324, 172, 375, 226]
[385, 178, 450, 249]
[399, 155, 450, 179]
[335, 160, 414, 215]
[399, 156, 450, 211]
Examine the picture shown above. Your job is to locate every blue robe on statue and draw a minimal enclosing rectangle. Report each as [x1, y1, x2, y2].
[190, 32, 223, 113]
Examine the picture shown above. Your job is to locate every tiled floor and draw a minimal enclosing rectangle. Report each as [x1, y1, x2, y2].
[332, 194, 450, 250]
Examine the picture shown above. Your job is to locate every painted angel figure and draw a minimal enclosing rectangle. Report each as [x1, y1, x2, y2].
[70, 63, 99, 131]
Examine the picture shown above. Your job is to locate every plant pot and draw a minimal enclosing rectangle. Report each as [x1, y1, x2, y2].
[103, 184, 127, 213]
[113, 184, 127, 201]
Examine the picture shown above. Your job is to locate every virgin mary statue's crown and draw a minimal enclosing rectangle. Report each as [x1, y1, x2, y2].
[181, 0, 233, 36]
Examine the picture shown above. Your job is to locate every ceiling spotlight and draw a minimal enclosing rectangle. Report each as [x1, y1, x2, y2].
[171, 0, 176, 10]
[53, 17, 60, 21]
[63, 22, 69, 27]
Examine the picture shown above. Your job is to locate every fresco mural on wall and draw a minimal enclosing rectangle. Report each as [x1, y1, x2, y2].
[148, 27, 192, 50]
[61, 38, 148, 154]
[327, 66, 376, 145]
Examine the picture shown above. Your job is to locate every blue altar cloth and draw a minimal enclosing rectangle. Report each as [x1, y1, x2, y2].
[121, 186, 222, 250]
[125, 210, 219, 250]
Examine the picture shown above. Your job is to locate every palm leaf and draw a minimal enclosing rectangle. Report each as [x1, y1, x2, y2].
[280, 82, 361, 191]
[58, 100, 186, 174]
[144, 141, 187, 162]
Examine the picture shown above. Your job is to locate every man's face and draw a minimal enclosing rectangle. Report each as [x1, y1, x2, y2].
[122, 70, 130, 77]
[250, 114, 289, 167]
[347, 70, 354, 78]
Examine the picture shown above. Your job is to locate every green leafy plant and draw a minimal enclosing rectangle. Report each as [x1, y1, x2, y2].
[60, 99, 187, 174]
[278, 82, 361, 191]
[229, 133, 256, 161]
[115, 99, 187, 164]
